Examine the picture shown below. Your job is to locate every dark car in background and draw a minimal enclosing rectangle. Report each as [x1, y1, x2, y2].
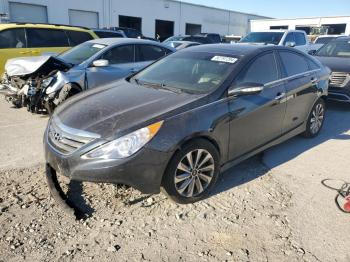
[45, 44, 329, 212]
[164, 41, 201, 50]
[106, 27, 158, 41]
[198, 33, 222, 43]
[163, 35, 216, 44]
[93, 29, 127, 38]
[312, 36, 350, 103]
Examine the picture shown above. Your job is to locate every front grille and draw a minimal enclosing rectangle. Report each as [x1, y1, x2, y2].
[329, 72, 350, 88]
[48, 118, 99, 155]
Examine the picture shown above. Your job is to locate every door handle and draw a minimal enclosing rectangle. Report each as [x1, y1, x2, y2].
[275, 92, 286, 100]
[19, 51, 31, 54]
[31, 50, 40, 55]
[311, 78, 318, 84]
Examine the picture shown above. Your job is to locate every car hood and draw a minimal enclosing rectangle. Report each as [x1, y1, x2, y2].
[314, 56, 350, 72]
[54, 80, 206, 139]
[5, 56, 72, 77]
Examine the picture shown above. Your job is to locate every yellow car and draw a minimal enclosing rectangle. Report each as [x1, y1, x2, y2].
[0, 23, 98, 76]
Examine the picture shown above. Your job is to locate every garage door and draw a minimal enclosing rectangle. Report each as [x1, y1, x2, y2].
[69, 9, 99, 28]
[9, 2, 48, 23]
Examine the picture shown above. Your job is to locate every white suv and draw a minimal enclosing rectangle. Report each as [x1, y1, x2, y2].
[240, 30, 312, 53]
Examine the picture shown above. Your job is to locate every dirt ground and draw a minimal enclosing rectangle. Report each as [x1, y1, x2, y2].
[0, 99, 349, 262]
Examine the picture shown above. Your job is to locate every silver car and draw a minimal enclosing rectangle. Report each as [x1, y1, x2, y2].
[2, 38, 175, 113]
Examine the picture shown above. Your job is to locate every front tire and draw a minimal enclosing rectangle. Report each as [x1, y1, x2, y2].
[162, 139, 220, 204]
[302, 98, 326, 138]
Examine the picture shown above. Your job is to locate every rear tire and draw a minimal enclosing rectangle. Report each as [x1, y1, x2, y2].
[162, 139, 220, 204]
[302, 98, 326, 138]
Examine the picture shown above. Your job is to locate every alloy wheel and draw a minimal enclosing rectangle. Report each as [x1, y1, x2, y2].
[310, 103, 324, 135]
[174, 149, 215, 198]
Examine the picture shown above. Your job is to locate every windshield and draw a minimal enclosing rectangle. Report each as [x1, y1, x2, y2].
[58, 42, 107, 65]
[131, 52, 237, 94]
[240, 32, 284, 45]
[314, 37, 337, 45]
[316, 40, 350, 57]
[165, 42, 182, 48]
[163, 36, 185, 43]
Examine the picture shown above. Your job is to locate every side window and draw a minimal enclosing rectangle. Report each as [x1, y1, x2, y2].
[136, 45, 166, 62]
[0, 29, 26, 49]
[283, 33, 295, 45]
[66, 31, 94, 46]
[294, 33, 307, 46]
[102, 45, 134, 64]
[27, 29, 69, 48]
[279, 51, 309, 77]
[307, 57, 321, 70]
[236, 52, 279, 85]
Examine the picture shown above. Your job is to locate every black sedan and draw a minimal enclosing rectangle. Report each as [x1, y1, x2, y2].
[311, 36, 350, 103]
[44, 44, 329, 212]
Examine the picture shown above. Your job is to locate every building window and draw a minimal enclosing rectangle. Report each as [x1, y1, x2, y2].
[322, 24, 347, 35]
[186, 23, 202, 35]
[69, 9, 99, 29]
[155, 20, 174, 42]
[270, 25, 288, 30]
[119, 15, 142, 32]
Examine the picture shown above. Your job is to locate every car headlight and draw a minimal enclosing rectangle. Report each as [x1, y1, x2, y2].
[41, 77, 55, 88]
[84, 121, 163, 159]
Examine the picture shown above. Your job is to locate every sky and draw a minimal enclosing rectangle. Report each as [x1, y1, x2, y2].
[182, 0, 350, 18]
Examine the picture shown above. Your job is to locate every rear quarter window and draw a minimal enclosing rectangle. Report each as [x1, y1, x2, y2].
[66, 30, 94, 46]
[26, 28, 69, 48]
[279, 51, 309, 76]
[0, 28, 26, 49]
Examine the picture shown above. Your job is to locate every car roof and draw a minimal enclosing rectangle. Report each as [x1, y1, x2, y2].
[181, 43, 291, 56]
[333, 36, 350, 41]
[317, 35, 341, 38]
[251, 30, 305, 33]
[87, 37, 172, 47]
[0, 23, 92, 32]
[170, 41, 200, 44]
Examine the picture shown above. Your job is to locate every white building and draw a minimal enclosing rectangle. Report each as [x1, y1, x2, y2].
[0, 0, 268, 40]
[251, 16, 350, 35]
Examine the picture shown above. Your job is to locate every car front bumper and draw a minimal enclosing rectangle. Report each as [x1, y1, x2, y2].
[44, 129, 174, 215]
[328, 85, 350, 103]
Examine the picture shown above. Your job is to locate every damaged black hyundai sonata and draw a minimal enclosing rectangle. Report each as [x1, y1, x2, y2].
[45, 44, 330, 208]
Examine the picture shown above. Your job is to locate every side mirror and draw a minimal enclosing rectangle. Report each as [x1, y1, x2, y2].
[285, 41, 296, 48]
[228, 83, 264, 97]
[92, 59, 109, 67]
[308, 50, 317, 56]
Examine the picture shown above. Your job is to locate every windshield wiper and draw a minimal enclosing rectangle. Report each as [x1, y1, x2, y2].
[133, 79, 184, 94]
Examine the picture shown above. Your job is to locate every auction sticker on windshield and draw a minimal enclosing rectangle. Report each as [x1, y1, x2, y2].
[211, 56, 238, 64]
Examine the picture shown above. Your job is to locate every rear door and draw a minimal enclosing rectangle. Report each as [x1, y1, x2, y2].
[26, 28, 70, 56]
[277, 50, 319, 133]
[228, 51, 287, 160]
[86, 44, 136, 89]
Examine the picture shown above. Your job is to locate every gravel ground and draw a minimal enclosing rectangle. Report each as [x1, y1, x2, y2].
[0, 99, 349, 262]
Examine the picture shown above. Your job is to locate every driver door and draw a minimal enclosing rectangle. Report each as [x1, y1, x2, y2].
[86, 44, 136, 89]
[228, 51, 287, 160]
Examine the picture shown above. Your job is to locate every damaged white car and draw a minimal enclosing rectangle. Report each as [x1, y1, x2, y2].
[0, 38, 174, 113]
